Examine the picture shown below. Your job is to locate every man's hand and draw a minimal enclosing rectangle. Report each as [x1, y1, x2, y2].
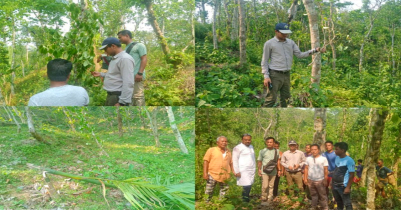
[135, 74, 143, 82]
[278, 171, 283, 177]
[303, 178, 308, 185]
[294, 164, 300, 170]
[92, 71, 101, 77]
[258, 169, 262, 177]
[235, 173, 241, 178]
[344, 187, 351, 194]
[203, 173, 209, 180]
[264, 78, 271, 87]
[324, 179, 328, 187]
[317, 47, 326, 53]
[114, 103, 120, 107]
[288, 166, 293, 170]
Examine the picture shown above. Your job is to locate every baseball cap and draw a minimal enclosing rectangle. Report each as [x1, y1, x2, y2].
[288, 140, 297, 145]
[99, 37, 120, 50]
[275, 23, 292, 34]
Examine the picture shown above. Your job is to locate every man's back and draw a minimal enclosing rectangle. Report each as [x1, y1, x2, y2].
[28, 85, 89, 106]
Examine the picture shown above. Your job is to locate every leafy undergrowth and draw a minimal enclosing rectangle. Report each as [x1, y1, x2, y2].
[0, 117, 194, 209]
[195, 42, 401, 108]
[2, 62, 194, 106]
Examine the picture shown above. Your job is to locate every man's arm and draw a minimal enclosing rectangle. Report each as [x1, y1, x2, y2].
[261, 41, 271, 78]
[303, 165, 309, 184]
[324, 166, 328, 187]
[258, 161, 263, 176]
[277, 155, 282, 176]
[203, 160, 209, 180]
[135, 55, 147, 82]
[280, 153, 289, 169]
[344, 172, 354, 194]
[232, 147, 241, 177]
[118, 58, 135, 105]
[293, 41, 313, 58]
[299, 152, 306, 168]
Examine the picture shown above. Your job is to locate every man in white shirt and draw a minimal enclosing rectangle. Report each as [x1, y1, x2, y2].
[28, 59, 89, 106]
[232, 134, 256, 202]
[303, 144, 328, 210]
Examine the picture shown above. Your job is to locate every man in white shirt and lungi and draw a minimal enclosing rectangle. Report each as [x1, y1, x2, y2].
[232, 134, 256, 202]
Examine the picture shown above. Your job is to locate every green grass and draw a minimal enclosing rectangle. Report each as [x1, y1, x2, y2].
[0, 117, 194, 209]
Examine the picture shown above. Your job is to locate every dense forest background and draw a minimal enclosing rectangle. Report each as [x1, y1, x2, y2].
[196, 108, 401, 209]
[0, 106, 195, 209]
[195, 0, 401, 107]
[0, 0, 195, 106]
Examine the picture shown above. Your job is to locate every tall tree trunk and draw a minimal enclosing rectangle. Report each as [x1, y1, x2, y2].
[359, 20, 374, 72]
[303, 0, 322, 85]
[138, 107, 148, 129]
[26, 45, 29, 73]
[201, 0, 207, 24]
[339, 108, 347, 142]
[365, 108, 388, 210]
[10, 16, 16, 96]
[145, 107, 161, 147]
[213, 0, 219, 49]
[313, 108, 326, 151]
[144, 0, 170, 56]
[231, 2, 239, 41]
[287, 0, 299, 25]
[117, 107, 123, 137]
[62, 107, 76, 132]
[254, 109, 273, 139]
[238, 0, 246, 66]
[329, 1, 336, 71]
[391, 23, 396, 76]
[223, 0, 232, 38]
[4, 106, 20, 133]
[393, 156, 400, 188]
[11, 106, 25, 123]
[359, 2, 383, 72]
[25, 106, 49, 144]
[166, 107, 188, 154]
[191, 12, 195, 45]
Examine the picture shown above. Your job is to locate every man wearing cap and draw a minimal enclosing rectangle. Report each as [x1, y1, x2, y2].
[28, 58, 89, 106]
[91, 37, 135, 106]
[117, 30, 147, 106]
[261, 23, 326, 107]
[232, 134, 256, 202]
[280, 140, 306, 195]
[203, 136, 234, 202]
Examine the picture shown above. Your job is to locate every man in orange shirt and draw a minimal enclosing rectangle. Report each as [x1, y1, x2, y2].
[203, 136, 234, 202]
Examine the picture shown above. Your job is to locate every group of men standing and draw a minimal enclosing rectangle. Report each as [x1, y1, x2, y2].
[28, 30, 147, 106]
[203, 135, 358, 210]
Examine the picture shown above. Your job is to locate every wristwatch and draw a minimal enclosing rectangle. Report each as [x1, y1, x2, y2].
[137, 72, 143, 76]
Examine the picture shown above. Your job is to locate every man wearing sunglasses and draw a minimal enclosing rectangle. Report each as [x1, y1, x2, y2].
[261, 23, 326, 107]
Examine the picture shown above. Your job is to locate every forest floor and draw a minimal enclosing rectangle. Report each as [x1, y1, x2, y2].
[0, 123, 195, 209]
[194, 187, 393, 210]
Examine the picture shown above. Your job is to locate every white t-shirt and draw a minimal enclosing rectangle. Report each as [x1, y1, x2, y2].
[28, 85, 89, 106]
[305, 155, 328, 181]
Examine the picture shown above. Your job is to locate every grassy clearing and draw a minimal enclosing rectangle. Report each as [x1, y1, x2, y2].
[0, 108, 194, 209]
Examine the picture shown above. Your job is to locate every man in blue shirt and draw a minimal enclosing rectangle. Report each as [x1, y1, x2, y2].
[375, 159, 394, 198]
[322, 141, 337, 203]
[332, 142, 355, 210]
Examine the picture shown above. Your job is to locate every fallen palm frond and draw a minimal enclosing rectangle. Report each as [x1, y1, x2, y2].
[43, 168, 194, 210]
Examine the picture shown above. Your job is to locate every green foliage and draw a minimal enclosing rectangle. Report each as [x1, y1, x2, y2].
[0, 106, 195, 209]
[196, 64, 262, 107]
[0, 43, 10, 73]
[195, 0, 401, 107]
